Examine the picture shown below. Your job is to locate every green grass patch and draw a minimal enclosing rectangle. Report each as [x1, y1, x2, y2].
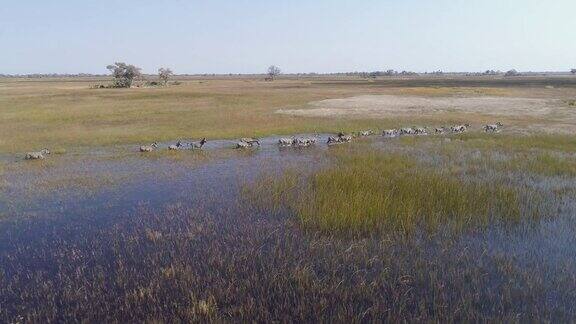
[505, 153, 576, 176]
[454, 133, 576, 152]
[297, 151, 521, 235]
[248, 148, 526, 236]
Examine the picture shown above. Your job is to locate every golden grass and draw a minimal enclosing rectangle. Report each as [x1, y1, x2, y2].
[2, 77, 572, 153]
[0, 78, 381, 152]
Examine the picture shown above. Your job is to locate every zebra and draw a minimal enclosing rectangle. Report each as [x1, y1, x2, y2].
[236, 138, 260, 149]
[294, 137, 317, 147]
[413, 127, 428, 135]
[278, 138, 295, 146]
[483, 123, 503, 132]
[382, 129, 399, 137]
[140, 143, 158, 152]
[25, 148, 50, 160]
[451, 124, 470, 133]
[190, 138, 207, 149]
[435, 127, 448, 134]
[400, 127, 415, 135]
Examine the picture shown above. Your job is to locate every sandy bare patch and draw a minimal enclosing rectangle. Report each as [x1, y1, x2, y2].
[277, 95, 561, 118]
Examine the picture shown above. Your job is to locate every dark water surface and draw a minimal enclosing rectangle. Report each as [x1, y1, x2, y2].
[1, 135, 575, 322]
[1, 135, 332, 221]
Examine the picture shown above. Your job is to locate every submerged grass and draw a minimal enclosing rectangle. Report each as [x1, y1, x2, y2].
[0, 162, 6, 191]
[242, 170, 301, 214]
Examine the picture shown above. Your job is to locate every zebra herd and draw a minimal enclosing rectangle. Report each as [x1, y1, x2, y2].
[23, 122, 504, 159]
[134, 122, 503, 152]
[278, 137, 317, 147]
[24, 148, 50, 160]
[382, 122, 504, 137]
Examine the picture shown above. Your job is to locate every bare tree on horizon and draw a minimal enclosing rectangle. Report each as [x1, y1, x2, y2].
[158, 67, 173, 85]
[266, 65, 281, 81]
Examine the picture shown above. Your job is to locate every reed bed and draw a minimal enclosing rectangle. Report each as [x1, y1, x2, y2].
[248, 148, 525, 235]
[456, 133, 576, 152]
[512, 153, 576, 176]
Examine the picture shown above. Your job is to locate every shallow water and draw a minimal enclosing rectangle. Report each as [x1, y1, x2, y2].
[1, 134, 335, 221]
[1, 134, 576, 321]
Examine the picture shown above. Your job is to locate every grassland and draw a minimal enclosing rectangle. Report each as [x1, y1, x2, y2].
[2, 75, 576, 153]
[0, 78, 378, 152]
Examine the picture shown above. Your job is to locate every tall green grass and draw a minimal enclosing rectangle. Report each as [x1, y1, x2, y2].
[247, 148, 525, 235]
[501, 153, 576, 177]
[455, 133, 576, 152]
[296, 152, 521, 234]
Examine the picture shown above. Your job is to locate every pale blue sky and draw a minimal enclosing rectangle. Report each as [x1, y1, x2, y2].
[1, 0, 575, 74]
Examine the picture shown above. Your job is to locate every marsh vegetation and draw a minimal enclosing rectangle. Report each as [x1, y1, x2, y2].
[1, 76, 576, 321]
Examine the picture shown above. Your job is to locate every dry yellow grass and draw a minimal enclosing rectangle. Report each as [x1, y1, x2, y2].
[0, 78, 378, 152]
[2, 76, 575, 153]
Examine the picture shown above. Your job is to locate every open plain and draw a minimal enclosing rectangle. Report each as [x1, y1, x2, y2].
[1, 75, 576, 322]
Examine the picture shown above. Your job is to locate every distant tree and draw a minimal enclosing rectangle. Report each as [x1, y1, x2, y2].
[266, 65, 281, 81]
[384, 69, 397, 76]
[571, 69, 576, 74]
[106, 62, 142, 88]
[505, 69, 520, 77]
[483, 70, 499, 76]
[368, 71, 380, 78]
[158, 67, 173, 85]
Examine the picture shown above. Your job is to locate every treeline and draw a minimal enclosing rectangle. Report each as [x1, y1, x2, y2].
[2, 69, 575, 79]
[0, 73, 107, 78]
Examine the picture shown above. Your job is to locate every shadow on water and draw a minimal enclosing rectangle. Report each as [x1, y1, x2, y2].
[1, 134, 576, 321]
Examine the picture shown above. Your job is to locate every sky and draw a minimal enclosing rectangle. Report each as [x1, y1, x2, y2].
[1, 0, 575, 74]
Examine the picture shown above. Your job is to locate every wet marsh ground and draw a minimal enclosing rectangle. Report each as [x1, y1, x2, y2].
[1, 76, 576, 321]
[2, 132, 576, 322]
